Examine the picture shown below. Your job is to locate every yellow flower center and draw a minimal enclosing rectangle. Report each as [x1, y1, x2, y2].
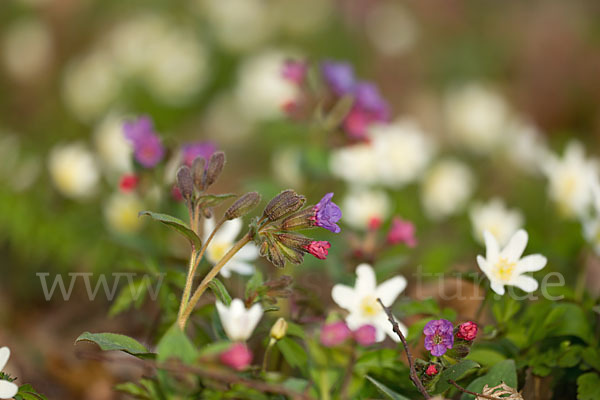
[208, 241, 231, 264]
[494, 257, 516, 282]
[360, 296, 380, 317]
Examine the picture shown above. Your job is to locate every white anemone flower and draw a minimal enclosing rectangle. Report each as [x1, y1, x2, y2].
[477, 229, 547, 295]
[342, 188, 390, 230]
[542, 141, 597, 218]
[204, 217, 259, 278]
[470, 198, 523, 247]
[0, 347, 18, 399]
[332, 264, 407, 342]
[216, 299, 263, 341]
[582, 173, 600, 255]
[48, 142, 99, 199]
[329, 143, 379, 186]
[421, 159, 474, 220]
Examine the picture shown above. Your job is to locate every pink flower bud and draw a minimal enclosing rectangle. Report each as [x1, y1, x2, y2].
[456, 321, 478, 341]
[304, 241, 331, 260]
[354, 324, 377, 346]
[119, 174, 138, 193]
[425, 364, 438, 376]
[220, 343, 253, 371]
[368, 217, 382, 231]
[320, 322, 351, 347]
[386, 217, 417, 247]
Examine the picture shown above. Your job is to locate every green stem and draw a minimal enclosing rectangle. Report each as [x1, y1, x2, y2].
[177, 249, 197, 323]
[178, 233, 252, 329]
[262, 338, 276, 373]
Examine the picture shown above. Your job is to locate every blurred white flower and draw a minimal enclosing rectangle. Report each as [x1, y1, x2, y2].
[94, 112, 132, 174]
[216, 299, 263, 341]
[470, 198, 523, 246]
[203, 92, 254, 144]
[103, 192, 144, 234]
[2, 18, 53, 83]
[542, 141, 596, 218]
[204, 217, 259, 278]
[0, 347, 18, 399]
[62, 51, 121, 122]
[342, 188, 390, 230]
[271, 147, 304, 188]
[371, 119, 435, 188]
[142, 28, 209, 105]
[365, 1, 417, 56]
[445, 84, 509, 154]
[235, 50, 300, 122]
[329, 143, 379, 186]
[582, 173, 600, 255]
[201, 0, 272, 52]
[477, 229, 547, 295]
[421, 159, 474, 220]
[48, 143, 99, 199]
[503, 118, 550, 174]
[332, 263, 407, 342]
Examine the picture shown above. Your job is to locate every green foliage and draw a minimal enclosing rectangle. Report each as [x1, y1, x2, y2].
[15, 384, 48, 400]
[156, 324, 198, 364]
[139, 210, 202, 249]
[577, 372, 600, 400]
[461, 360, 517, 400]
[76, 332, 151, 356]
[208, 278, 232, 305]
[365, 376, 411, 400]
[277, 337, 307, 370]
[430, 360, 480, 394]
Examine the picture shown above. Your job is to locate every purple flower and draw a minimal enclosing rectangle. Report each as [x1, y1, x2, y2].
[423, 319, 454, 357]
[181, 141, 217, 166]
[123, 116, 165, 168]
[321, 321, 351, 347]
[312, 193, 342, 233]
[354, 82, 390, 119]
[321, 61, 356, 95]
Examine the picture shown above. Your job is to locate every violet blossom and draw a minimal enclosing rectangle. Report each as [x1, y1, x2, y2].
[312, 192, 342, 233]
[181, 141, 217, 166]
[423, 319, 454, 357]
[123, 116, 165, 168]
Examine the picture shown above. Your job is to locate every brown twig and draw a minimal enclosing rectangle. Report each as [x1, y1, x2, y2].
[448, 379, 499, 400]
[377, 298, 431, 399]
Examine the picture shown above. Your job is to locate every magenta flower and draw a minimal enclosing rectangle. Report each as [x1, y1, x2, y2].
[123, 116, 164, 168]
[354, 324, 377, 346]
[456, 321, 478, 341]
[387, 217, 417, 247]
[304, 241, 331, 260]
[423, 319, 454, 357]
[282, 60, 308, 85]
[220, 343, 253, 371]
[321, 60, 356, 95]
[354, 82, 389, 119]
[311, 193, 342, 233]
[321, 321, 351, 347]
[181, 141, 217, 166]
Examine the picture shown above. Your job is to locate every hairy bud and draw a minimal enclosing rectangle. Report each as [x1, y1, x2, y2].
[192, 156, 206, 191]
[176, 166, 194, 200]
[259, 237, 286, 268]
[225, 192, 261, 220]
[203, 151, 225, 188]
[276, 241, 304, 264]
[263, 190, 306, 221]
[281, 207, 316, 231]
[274, 233, 312, 251]
[270, 318, 288, 341]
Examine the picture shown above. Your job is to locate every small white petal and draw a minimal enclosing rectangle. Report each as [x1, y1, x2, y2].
[235, 243, 259, 260]
[376, 276, 407, 305]
[476, 255, 490, 274]
[483, 230, 499, 261]
[346, 312, 369, 331]
[226, 261, 254, 276]
[215, 218, 242, 243]
[375, 312, 404, 342]
[219, 266, 232, 278]
[490, 281, 506, 295]
[0, 348, 9, 372]
[244, 303, 264, 339]
[355, 264, 377, 295]
[516, 254, 547, 273]
[203, 216, 216, 242]
[510, 275, 539, 293]
[501, 229, 528, 261]
[0, 381, 18, 399]
[332, 284, 356, 310]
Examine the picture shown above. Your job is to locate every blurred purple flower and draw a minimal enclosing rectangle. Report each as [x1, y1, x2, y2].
[312, 192, 342, 233]
[321, 321, 351, 347]
[220, 343, 252, 371]
[181, 141, 217, 166]
[123, 116, 164, 168]
[423, 319, 454, 357]
[354, 324, 377, 346]
[387, 217, 417, 247]
[321, 60, 356, 95]
[282, 60, 308, 85]
[354, 82, 389, 118]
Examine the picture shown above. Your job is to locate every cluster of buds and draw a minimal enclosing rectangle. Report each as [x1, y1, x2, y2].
[251, 190, 342, 268]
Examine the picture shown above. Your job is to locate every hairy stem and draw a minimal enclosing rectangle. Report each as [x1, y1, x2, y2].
[178, 233, 252, 329]
[377, 298, 431, 399]
[177, 249, 197, 323]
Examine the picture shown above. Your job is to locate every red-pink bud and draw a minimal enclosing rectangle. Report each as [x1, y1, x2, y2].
[354, 324, 377, 346]
[220, 343, 253, 371]
[304, 241, 331, 260]
[119, 174, 138, 193]
[457, 321, 478, 341]
[320, 322, 351, 347]
[386, 217, 417, 247]
[425, 364, 438, 376]
[368, 217, 382, 231]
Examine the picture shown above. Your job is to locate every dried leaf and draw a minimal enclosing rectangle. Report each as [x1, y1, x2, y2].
[478, 382, 523, 400]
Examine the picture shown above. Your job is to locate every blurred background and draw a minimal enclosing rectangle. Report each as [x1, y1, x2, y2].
[1, 0, 600, 398]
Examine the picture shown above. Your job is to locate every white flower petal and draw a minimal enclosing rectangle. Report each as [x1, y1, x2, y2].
[376, 275, 407, 305]
[355, 264, 377, 295]
[510, 275, 539, 293]
[332, 284, 356, 310]
[476, 255, 490, 274]
[203, 216, 216, 242]
[219, 266, 232, 278]
[245, 302, 264, 338]
[501, 229, 528, 261]
[483, 230, 499, 261]
[516, 254, 547, 273]
[235, 243, 259, 260]
[0, 380, 18, 399]
[226, 261, 255, 275]
[345, 312, 369, 331]
[375, 312, 403, 342]
[0, 348, 9, 372]
[490, 281, 505, 295]
[214, 218, 242, 243]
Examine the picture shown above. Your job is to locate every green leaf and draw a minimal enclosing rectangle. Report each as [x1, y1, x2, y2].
[322, 95, 354, 131]
[466, 348, 507, 367]
[15, 384, 48, 400]
[156, 324, 198, 364]
[139, 211, 201, 249]
[197, 193, 237, 208]
[431, 359, 480, 394]
[108, 278, 148, 317]
[208, 278, 231, 305]
[356, 349, 404, 373]
[245, 270, 264, 298]
[76, 332, 150, 356]
[544, 303, 594, 344]
[365, 376, 411, 400]
[461, 360, 517, 400]
[578, 372, 600, 400]
[277, 337, 307, 369]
